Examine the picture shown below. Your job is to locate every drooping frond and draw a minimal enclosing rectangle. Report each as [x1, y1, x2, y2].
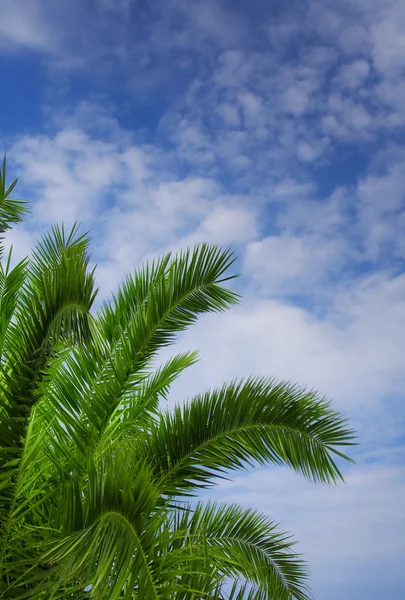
[141, 377, 356, 497]
[175, 501, 310, 600]
[225, 579, 277, 600]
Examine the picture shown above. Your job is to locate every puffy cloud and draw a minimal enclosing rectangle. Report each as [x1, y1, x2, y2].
[8, 121, 256, 293]
[335, 59, 371, 90]
[368, 0, 405, 75]
[215, 103, 240, 126]
[357, 152, 405, 259]
[12, 129, 125, 223]
[176, 205, 258, 248]
[244, 234, 346, 295]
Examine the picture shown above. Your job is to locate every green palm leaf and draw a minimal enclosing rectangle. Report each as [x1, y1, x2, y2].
[141, 377, 355, 497]
[174, 501, 310, 600]
[0, 156, 29, 260]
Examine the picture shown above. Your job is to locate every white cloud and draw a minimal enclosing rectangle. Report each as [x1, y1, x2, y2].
[238, 92, 264, 126]
[0, 0, 57, 52]
[146, 0, 405, 182]
[244, 234, 346, 296]
[271, 180, 315, 200]
[10, 122, 259, 293]
[335, 59, 371, 90]
[168, 119, 215, 165]
[357, 153, 405, 258]
[219, 462, 405, 561]
[152, 178, 216, 219]
[374, 79, 405, 126]
[368, 0, 405, 75]
[12, 130, 124, 223]
[167, 0, 247, 49]
[168, 268, 405, 423]
[0, 0, 376, 190]
[282, 85, 311, 116]
[323, 93, 374, 139]
[213, 50, 253, 90]
[306, 1, 370, 56]
[296, 138, 330, 163]
[3, 228, 40, 265]
[264, 17, 301, 55]
[215, 103, 240, 126]
[296, 142, 317, 162]
[176, 205, 258, 248]
[358, 157, 405, 216]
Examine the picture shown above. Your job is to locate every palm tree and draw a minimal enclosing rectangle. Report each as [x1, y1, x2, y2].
[0, 157, 355, 599]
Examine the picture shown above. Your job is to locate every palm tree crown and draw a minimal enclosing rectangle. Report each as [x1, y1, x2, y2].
[0, 157, 356, 599]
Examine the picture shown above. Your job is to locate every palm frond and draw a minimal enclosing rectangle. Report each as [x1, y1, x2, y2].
[177, 501, 310, 600]
[97, 350, 199, 452]
[0, 248, 29, 358]
[0, 155, 29, 260]
[142, 377, 356, 496]
[34, 246, 238, 469]
[0, 224, 97, 569]
[22, 453, 166, 600]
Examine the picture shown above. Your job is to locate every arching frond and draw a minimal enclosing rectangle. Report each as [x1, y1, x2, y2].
[176, 501, 310, 600]
[142, 377, 356, 496]
[33, 246, 238, 468]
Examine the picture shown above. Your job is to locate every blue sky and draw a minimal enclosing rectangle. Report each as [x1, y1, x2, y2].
[1, 0, 405, 598]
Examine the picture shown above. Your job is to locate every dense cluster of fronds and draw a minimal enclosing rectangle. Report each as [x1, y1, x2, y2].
[0, 158, 355, 599]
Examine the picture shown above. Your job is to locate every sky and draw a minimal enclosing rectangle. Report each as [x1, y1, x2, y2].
[1, 0, 404, 598]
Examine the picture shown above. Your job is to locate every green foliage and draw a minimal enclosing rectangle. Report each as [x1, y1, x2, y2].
[0, 157, 356, 599]
[0, 156, 28, 260]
